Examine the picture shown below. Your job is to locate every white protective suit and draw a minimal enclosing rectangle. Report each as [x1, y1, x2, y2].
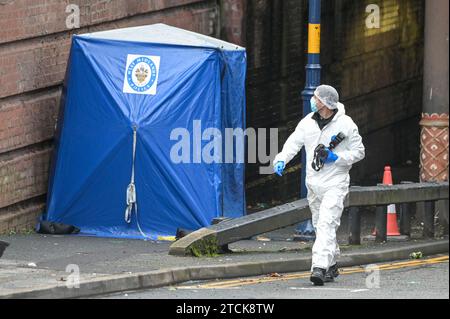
[273, 102, 365, 270]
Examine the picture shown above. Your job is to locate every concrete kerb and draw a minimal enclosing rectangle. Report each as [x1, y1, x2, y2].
[0, 239, 447, 299]
[338, 240, 449, 267]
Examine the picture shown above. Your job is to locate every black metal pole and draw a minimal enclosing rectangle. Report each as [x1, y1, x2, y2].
[375, 205, 387, 243]
[0, 240, 9, 259]
[399, 182, 413, 237]
[399, 202, 411, 237]
[423, 201, 435, 239]
[348, 207, 361, 245]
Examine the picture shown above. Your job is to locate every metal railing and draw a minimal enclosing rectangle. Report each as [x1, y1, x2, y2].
[169, 182, 449, 256]
[347, 181, 449, 244]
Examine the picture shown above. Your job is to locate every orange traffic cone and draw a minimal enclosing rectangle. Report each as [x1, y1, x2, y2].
[372, 166, 401, 236]
[383, 166, 400, 236]
[386, 203, 401, 236]
[383, 165, 393, 185]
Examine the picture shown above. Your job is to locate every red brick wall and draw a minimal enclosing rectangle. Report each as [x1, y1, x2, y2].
[0, 0, 221, 233]
[0, 89, 59, 152]
[220, 0, 246, 46]
[0, 0, 209, 44]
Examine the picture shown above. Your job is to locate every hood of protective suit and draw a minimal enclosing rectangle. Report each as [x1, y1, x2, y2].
[330, 102, 345, 119]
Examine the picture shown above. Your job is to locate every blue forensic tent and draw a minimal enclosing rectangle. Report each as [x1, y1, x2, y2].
[43, 24, 246, 240]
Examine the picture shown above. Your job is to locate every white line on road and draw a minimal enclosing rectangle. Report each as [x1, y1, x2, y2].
[175, 286, 242, 290]
[289, 287, 357, 291]
[350, 289, 370, 293]
[289, 287, 369, 293]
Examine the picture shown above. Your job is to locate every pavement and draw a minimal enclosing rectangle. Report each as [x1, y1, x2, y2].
[0, 226, 448, 299]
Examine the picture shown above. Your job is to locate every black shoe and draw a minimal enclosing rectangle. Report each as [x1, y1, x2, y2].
[0, 240, 9, 259]
[325, 263, 340, 282]
[310, 267, 326, 286]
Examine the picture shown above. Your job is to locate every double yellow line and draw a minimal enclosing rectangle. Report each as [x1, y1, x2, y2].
[178, 255, 448, 289]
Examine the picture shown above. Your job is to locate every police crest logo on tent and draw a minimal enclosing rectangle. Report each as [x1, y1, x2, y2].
[123, 54, 160, 95]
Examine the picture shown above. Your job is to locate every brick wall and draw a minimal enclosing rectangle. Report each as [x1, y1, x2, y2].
[0, 0, 220, 233]
[245, 0, 425, 206]
[0, 0, 427, 231]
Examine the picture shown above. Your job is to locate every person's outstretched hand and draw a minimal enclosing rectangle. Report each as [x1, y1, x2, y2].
[274, 161, 286, 176]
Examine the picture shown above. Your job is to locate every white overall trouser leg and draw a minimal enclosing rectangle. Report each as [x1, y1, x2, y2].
[307, 183, 348, 271]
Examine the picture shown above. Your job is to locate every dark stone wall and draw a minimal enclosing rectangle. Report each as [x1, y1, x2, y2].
[0, 0, 426, 230]
[244, 0, 425, 206]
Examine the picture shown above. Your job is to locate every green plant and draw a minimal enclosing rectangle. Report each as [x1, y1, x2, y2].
[189, 236, 220, 257]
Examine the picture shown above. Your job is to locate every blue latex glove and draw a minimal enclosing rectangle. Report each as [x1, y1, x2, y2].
[274, 161, 285, 176]
[324, 148, 338, 163]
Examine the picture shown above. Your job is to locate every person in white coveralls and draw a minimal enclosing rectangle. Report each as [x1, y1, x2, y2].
[273, 85, 365, 286]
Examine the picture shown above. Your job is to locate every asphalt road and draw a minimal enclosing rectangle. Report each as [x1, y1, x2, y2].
[99, 255, 449, 299]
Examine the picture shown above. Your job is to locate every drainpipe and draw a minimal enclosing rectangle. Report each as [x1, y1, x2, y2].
[420, 0, 449, 235]
[296, 0, 321, 239]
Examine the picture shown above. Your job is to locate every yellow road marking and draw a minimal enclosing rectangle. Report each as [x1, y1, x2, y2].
[200, 256, 448, 288]
[177, 255, 448, 289]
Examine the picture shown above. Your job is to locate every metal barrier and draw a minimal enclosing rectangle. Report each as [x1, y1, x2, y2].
[346, 182, 448, 243]
[169, 182, 449, 256]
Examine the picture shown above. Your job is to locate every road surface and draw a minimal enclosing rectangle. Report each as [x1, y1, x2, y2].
[99, 255, 449, 299]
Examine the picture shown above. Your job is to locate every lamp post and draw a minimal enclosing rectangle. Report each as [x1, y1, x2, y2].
[296, 0, 321, 240]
